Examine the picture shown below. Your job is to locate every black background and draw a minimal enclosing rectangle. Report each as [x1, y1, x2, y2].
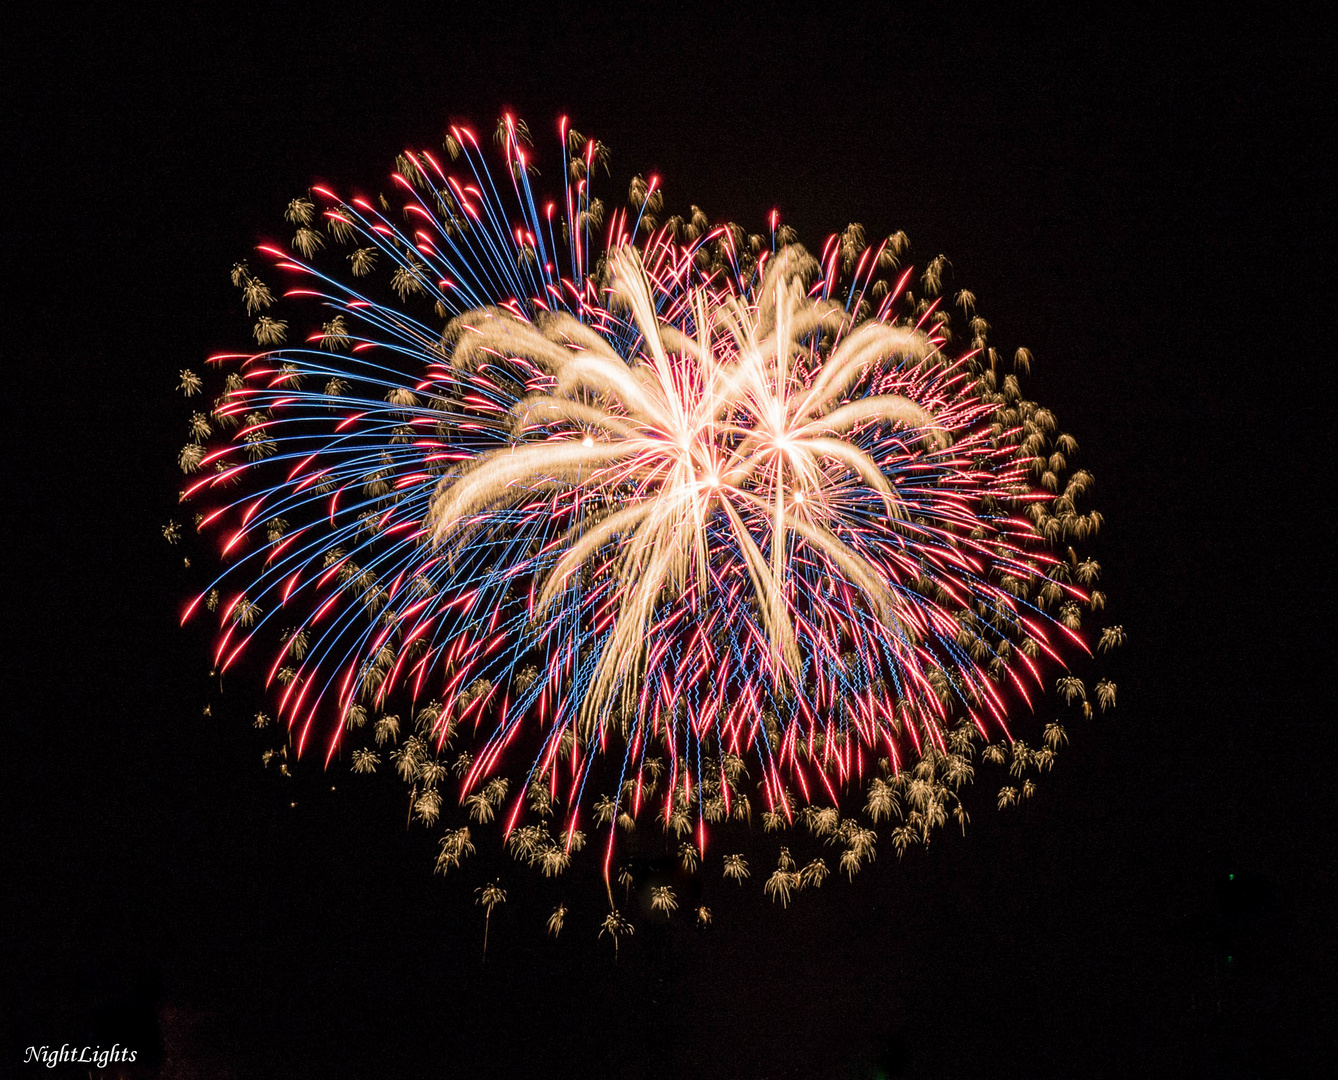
[5, 5, 1331, 1078]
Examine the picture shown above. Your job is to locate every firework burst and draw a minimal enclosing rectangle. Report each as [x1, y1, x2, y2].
[176, 115, 1117, 923]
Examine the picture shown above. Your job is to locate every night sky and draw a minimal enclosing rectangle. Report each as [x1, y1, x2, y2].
[6, 7, 1330, 1078]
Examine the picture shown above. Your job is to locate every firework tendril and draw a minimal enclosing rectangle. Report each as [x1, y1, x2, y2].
[177, 115, 1117, 910]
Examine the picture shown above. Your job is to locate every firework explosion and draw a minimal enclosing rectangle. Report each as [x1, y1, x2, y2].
[172, 115, 1118, 935]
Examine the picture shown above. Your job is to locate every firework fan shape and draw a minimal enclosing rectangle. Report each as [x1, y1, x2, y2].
[173, 115, 1119, 930]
